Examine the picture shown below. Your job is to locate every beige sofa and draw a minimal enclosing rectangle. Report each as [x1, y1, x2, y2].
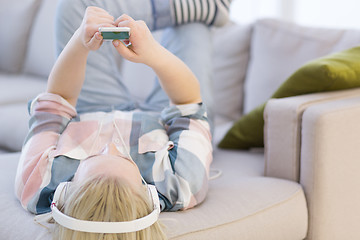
[1, 0, 360, 239]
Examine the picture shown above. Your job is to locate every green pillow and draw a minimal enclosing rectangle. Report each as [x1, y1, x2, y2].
[218, 46, 360, 149]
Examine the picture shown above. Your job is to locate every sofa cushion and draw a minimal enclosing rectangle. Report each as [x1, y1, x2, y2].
[0, 74, 47, 105]
[0, 0, 42, 74]
[0, 149, 307, 240]
[23, 0, 59, 78]
[271, 46, 360, 97]
[211, 22, 252, 122]
[218, 103, 266, 149]
[0, 103, 30, 152]
[243, 18, 360, 114]
[219, 46, 360, 149]
[0, 75, 46, 152]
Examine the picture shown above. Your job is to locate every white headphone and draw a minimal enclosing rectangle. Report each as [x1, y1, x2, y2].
[51, 181, 160, 233]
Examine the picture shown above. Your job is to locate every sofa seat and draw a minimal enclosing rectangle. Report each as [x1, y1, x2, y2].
[0, 123, 308, 240]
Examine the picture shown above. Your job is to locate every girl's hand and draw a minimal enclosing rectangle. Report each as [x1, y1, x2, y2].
[112, 14, 164, 67]
[77, 6, 115, 51]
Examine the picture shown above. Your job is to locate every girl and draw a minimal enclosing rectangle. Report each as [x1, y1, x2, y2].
[15, 0, 231, 239]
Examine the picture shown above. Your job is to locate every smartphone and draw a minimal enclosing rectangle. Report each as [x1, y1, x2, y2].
[98, 27, 130, 40]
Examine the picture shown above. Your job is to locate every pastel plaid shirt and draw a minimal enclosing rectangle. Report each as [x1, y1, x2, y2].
[15, 93, 213, 214]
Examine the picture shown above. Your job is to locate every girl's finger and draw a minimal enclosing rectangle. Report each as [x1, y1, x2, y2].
[86, 7, 114, 21]
[116, 19, 133, 28]
[97, 22, 116, 28]
[87, 32, 103, 50]
[115, 14, 134, 26]
[93, 17, 116, 26]
[94, 31, 103, 40]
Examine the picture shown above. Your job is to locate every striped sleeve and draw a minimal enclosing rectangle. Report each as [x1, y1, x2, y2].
[157, 103, 213, 211]
[14, 93, 77, 213]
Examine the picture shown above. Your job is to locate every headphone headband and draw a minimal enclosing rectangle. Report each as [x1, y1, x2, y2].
[51, 182, 160, 233]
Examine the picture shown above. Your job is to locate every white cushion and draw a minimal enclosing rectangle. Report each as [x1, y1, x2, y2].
[23, 0, 59, 78]
[0, 75, 46, 151]
[0, 149, 9, 154]
[0, 103, 29, 151]
[0, 0, 41, 73]
[243, 18, 360, 114]
[0, 74, 46, 105]
[211, 22, 252, 121]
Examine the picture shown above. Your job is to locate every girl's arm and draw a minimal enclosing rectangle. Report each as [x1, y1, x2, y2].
[47, 7, 115, 107]
[15, 93, 77, 213]
[15, 7, 115, 213]
[113, 15, 202, 105]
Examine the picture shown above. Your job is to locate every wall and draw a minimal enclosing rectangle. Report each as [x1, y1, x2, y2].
[230, 0, 360, 29]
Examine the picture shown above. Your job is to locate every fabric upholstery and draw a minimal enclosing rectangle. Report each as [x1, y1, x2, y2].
[0, 0, 42, 73]
[0, 75, 46, 105]
[243, 18, 360, 114]
[301, 96, 360, 239]
[23, 0, 58, 78]
[272, 46, 360, 97]
[0, 75, 46, 151]
[219, 46, 360, 149]
[0, 103, 30, 151]
[166, 188, 306, 240]
[218, 103, 266, 149]
[264, 88, 360, 182]
[211, 22, 252, 121]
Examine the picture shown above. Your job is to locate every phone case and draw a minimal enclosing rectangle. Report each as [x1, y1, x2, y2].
[101, 31, 130, 40]
[99, 27, 130, 40]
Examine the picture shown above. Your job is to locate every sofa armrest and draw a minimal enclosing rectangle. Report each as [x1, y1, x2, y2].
[263, 88, 360, 182]
[300, 95, 360, 239]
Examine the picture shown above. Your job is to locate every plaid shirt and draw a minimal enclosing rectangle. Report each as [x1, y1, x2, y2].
[15, 93, 213, 214]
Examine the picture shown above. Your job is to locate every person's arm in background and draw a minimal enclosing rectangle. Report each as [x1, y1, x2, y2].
[113, 14, 202, 105]
[47, 7, 115, 107]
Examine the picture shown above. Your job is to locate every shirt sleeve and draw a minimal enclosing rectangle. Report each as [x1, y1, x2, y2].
[157, 103, 213, 211]
[14, 93, 77, 213]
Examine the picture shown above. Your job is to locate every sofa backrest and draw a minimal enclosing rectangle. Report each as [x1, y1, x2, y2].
[0, 0, 42, 74]
[22, 0, 58, 78]
[243, 19, 360, 114]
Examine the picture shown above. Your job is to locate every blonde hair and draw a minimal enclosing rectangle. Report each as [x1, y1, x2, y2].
[53, 176, 167, 240]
